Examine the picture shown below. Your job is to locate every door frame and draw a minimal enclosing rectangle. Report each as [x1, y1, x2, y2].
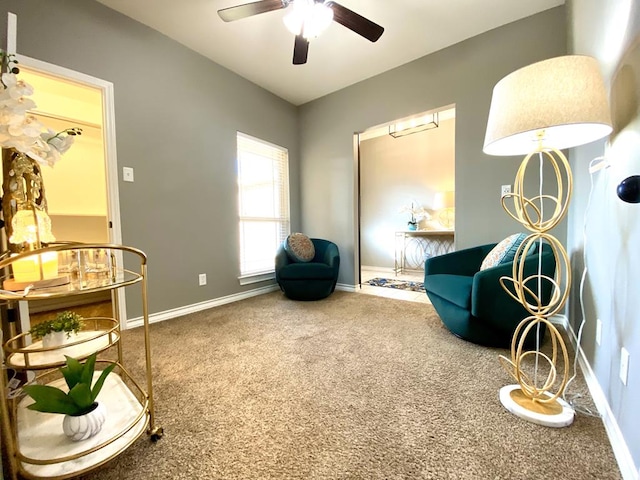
[16, 54, 128, 327]
[354, 105, 457, 288]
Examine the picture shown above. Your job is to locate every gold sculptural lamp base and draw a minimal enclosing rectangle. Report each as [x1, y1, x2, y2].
[483, 55, 613, 427]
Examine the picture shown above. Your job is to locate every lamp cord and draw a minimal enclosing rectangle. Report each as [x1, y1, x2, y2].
[563, 156, 607, 418]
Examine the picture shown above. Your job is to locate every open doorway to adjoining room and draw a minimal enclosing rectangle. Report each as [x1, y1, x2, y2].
[355, 106, 456, 302]
[7, 57, 126, 328]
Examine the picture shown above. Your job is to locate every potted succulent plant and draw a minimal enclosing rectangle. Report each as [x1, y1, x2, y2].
[22, 352, 116, 441]
[29, 311, 85, 348]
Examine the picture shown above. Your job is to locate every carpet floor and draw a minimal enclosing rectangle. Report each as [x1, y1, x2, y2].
[78, 291, 620, 480]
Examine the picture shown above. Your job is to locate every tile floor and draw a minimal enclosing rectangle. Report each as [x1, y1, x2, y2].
[357, 267, 431, 304]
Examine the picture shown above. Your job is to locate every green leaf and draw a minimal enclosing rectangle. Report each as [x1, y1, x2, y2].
[80, 353, 97, 386]
[91, 363, 116, 402]
[61, 356, 84, 390]
[68, 383, 93, 411]
[22, 385, 79, 415]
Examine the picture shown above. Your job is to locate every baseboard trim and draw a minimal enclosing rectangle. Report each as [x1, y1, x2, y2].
[336, 283, 356, 293]
[126, 284, 280, 329]
[361, 265, 395, 273]
[554, 314, 637, 480]
[549, 313, 568, 328]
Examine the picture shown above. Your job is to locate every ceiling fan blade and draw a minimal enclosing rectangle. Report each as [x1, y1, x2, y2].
[293, 35, 309, 65]
[218, 0, 286, 22]
[326, 1, 384, 42]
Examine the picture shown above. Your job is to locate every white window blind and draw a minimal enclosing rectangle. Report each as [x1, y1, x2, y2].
[237, 132, 290, 279]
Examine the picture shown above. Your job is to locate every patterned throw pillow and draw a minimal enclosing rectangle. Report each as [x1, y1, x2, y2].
[284, 233, 315, 263]
[480, 233, 527, 271]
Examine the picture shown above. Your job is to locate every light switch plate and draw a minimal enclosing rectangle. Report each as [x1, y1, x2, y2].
[123, 167, 134, 182]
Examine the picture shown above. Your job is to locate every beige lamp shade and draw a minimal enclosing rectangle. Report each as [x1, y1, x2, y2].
[433, 191, 455, 210]
[483, 55, 612, 156]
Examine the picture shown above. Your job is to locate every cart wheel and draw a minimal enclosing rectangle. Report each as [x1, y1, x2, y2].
[149, 426, 164, 442]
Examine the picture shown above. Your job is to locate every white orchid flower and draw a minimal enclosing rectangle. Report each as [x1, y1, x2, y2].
[0, 70, 80, 166]
[1, 72, 18, 88]
[1, 96, 37, 113]
[43, 129, 75, 155]
[7, 114, 42, 138]
[26, 136, 55, 167]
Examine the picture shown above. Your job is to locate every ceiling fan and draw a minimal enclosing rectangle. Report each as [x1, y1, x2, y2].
[218, 0, 384, 65]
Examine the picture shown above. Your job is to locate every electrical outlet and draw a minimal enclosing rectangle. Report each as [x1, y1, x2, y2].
[123, 167, 134, 182]
[198, 273, 207, 286]
[501, 184, 511, 197]
[620, 347, 630, 386]
[595, 319, 602, 346]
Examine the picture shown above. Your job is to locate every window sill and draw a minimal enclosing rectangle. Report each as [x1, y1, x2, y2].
[238, 272, 275, 286]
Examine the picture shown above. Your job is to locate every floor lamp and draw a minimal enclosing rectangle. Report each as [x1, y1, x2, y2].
[483, 55, 612, 427]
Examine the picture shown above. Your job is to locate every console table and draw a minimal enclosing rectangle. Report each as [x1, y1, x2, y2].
[394, 230, 455, 274]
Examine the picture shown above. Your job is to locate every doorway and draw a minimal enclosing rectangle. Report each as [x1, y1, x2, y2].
[356, 106, 456, 302]
[13, 56, 127, 326]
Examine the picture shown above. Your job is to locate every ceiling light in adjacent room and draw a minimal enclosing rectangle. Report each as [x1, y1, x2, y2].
[389, 112, 439, 138]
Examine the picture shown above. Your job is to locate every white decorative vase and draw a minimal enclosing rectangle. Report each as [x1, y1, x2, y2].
[42, 331, 67, 348]
[63, 402, 107, 441]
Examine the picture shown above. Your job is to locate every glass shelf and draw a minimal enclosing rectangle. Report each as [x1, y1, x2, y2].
[0, 268, 141, 301]
[0, 243, 147, 301]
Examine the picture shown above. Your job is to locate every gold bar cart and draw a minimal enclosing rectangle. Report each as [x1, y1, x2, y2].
[0, 243, 162, 479]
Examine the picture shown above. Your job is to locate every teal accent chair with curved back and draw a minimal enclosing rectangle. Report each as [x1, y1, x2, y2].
[423, 241, 556, 348]
[275, 238, 340, 301]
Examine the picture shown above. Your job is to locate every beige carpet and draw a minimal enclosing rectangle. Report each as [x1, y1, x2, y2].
[78, 291, 620, 479]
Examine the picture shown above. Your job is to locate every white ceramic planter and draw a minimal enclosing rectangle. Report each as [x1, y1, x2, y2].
[42, 331, 67, 348]
[63, 402, 107, 441]
[42, 331, 78, 348]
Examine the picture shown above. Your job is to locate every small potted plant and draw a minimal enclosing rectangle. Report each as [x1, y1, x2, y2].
[22, 352, 116, 441]
[400, 202, 429, 231]
[29, 311, 85, 348]
[407, 214, 418, 231]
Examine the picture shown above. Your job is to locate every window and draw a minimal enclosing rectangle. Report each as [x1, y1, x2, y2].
[237, 132, 290, 284]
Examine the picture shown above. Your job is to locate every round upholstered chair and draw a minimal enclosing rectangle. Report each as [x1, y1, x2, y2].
[423, 238, 556, 348]
[275, 235, 340, 301]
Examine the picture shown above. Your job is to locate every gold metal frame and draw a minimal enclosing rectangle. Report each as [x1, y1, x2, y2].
[0, 243, 162, 480]
[498, 144, 574, 415]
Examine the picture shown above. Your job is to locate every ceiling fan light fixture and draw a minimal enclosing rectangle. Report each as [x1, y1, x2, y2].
[283, 0, 333, 39]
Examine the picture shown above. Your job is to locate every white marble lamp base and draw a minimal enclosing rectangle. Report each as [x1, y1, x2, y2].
[499, 384, 574, 428]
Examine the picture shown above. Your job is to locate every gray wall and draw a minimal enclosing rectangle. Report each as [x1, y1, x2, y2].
[0, 0, 300, 317]
[299, 6, 568, 286]
[567, 0, 640, 472]
[360, 118, 455, 269]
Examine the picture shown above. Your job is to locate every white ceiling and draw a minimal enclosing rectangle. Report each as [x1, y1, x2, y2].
[96, 0, 564, 106]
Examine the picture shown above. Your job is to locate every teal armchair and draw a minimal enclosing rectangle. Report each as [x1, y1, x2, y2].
[275, 238, 340, 301]
[423, 242, 556, 347]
